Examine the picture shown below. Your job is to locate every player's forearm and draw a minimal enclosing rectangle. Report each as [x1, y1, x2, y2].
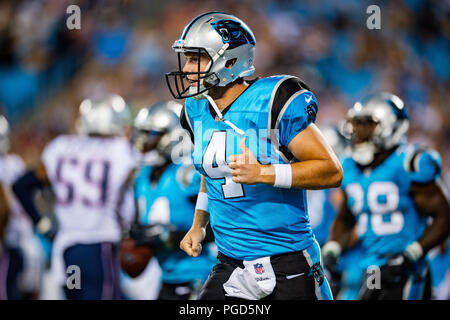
[326, 195, 356, 251]
[328, 217, 354, 250]
[192, 175, 210, 230]
[191, 210, 210, 231]
[0, 185, 10, 241]
[417, 208, 450, 253]
[199, 174, 207, 193]
[259, 159, 343, 190]
[411, 182, 450, 254]
[12, 170, 44, 225]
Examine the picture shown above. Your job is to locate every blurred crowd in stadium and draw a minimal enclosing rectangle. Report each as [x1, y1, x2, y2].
[0, 0, 449, 300]
[0, 0, 448, 187]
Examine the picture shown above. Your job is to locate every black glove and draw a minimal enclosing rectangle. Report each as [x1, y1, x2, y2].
[323, 253, 339, 276]
[322, 253, 342, 296]
[128, 222, 171, 247]
[380, 253, 412, 285]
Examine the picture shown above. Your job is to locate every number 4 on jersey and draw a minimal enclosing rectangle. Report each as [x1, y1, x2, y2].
[202, 131, 244, 199]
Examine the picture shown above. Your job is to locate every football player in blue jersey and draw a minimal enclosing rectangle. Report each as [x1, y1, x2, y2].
[166, 12, 343, 300]
[308, 125, 349, 247]
[322, 92, 450, 300]
[307, 125, 364, 299]
[129, 101, 217, 300]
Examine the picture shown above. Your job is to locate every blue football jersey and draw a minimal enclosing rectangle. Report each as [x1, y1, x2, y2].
[341, 144, 442, 268]
[427, 238, 450, 300]
[135, 163, 217, 284]
[308, 189, 338, 247]
[335, 243, 365, 300]
[181, 75, 319, 260]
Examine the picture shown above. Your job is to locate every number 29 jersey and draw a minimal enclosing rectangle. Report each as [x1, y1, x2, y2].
[181, 75, 319, 260]
[341, 144, 442, 268]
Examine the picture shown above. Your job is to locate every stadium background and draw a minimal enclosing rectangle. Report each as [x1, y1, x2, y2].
[0, 0, 449, 299]
[1, 0, 448, 186]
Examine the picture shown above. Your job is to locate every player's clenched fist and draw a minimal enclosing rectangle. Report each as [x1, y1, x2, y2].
[180, 226, 206, 257]
[228, 138, 265, 185]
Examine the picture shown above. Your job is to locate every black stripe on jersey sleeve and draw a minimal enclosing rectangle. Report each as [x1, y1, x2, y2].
[180, 105, 194, 144]
[269, 77, 310, 162]
[270, 77, 311, 130]
[409, 148, 426, 173]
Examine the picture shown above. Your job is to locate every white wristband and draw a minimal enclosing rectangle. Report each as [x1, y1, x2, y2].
[404, 241, 423, 262]
[195, 192, 209, 212]
[273, 164, 292, 188]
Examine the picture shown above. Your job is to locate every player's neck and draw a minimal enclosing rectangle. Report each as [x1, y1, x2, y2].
[208, 82, 249, 111]
[150, 161, 171, 184]
[359, 146, 398, 171]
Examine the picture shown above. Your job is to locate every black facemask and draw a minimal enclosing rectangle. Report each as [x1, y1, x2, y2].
[165, 48, 219, 99]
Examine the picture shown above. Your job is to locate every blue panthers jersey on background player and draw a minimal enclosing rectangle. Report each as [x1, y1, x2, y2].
[181, 75, 319, 260]
[428, 240, 450, 300]
[308, 189, 337, 246]
[135, 163, 217, 284]
[341, 144, 442, 268]
[335, 243, 365, 300]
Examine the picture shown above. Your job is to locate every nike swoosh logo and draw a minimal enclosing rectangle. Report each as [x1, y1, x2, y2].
[305, 95, 312, 103]
[388, 256, 404, 266]
[286, 273, 304, 279]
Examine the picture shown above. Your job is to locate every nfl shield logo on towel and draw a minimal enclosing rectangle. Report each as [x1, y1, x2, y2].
[254, 263, 264, 274]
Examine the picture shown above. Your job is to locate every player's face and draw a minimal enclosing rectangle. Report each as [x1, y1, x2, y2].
[182, 52, 211, 86]
[135, 129, 164, 153]
[351, 117, 378, 145]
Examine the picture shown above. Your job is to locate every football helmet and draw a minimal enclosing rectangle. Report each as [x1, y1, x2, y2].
[0, 115, 10, 155]
[166, 11, 256, 100]
[77, 94, 131, 136]
[133, 101, 192, 163]
[345, 92, 409, 165]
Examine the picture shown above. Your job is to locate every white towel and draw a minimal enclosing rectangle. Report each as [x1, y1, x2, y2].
[223, 256, 276, 300]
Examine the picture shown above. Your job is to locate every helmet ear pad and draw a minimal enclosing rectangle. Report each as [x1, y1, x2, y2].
[210, 44, 255, 87]
[225, 58, 237, 69]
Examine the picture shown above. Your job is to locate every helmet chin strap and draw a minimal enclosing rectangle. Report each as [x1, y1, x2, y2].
[190, 85, 209, 100]
[205, 95, 245, 136]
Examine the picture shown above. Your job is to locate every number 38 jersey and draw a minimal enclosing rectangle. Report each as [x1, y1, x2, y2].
[341, 144, 442, 267]
[42, 135, 139, 242]
[181, 75, 319, 260]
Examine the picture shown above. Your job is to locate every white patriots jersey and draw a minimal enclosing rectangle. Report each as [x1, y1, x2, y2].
[0, 154, 33, 246]
[42, 135, 138, 243]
